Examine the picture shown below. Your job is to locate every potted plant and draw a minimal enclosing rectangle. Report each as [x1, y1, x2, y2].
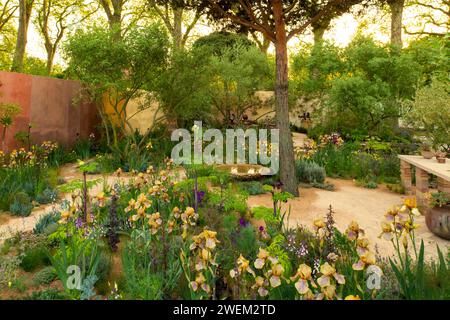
[420, 142, 434, 159]
[436, 151, 447, 164]
[425, 192, 450, 240]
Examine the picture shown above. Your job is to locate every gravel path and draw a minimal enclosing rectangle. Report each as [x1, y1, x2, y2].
[248, 179, 449, 260]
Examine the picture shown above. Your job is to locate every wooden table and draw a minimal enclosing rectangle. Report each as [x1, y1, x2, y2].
[399, 155, 450, 207]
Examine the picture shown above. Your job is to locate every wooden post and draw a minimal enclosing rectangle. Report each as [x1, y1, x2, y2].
[415, 167, 429, 208]
[400, 160, 412, 194]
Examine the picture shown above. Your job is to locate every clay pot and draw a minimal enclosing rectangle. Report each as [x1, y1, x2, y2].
[437, 157, 447, 164]
[425, 205, 450, 240]
[421, 150, 434, 159]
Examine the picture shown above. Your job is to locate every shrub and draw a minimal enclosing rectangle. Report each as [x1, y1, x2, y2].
[238, 181, 266, 195]
[36, 188, 58, 205]
[32, 266, 57, 286]
[23, 289, 66, 300]
[0, 256, 21, 288]
[295, 159, 326, 184]
[9, 192, 33, 217]
[20, 246, 51, 272]
[405, 79, 450, 153]
[33, 210, 61, 235]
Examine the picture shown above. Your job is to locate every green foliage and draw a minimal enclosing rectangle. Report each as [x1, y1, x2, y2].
[252, 206, 277, 224]
[295, 159, 326, 184]
[159, 32, 272, 128]
[406, 36, 449, 84]
[57, 178, 101, 194]
[23, 289, 67, 300]
[65, 24, 169, 149]
[122, 229, 182, 300]
[311, 141, 400, 183]
[185, 164, 217, 179]
[9, 192, 33, 217]
[73, 138, 95, 160]
[266, 234, 292, 276]
[0, 102, 21, 128]
[33, 210, 61, 235]
[293, 37, 422, 138]
[429, 192, 450, 208]
[193, 31, 254, 54]
[405, 78, 450, 152]
[36, 187, 58, 205]
[0, 255, 21, 288]
[386, 183, 405, 194]
[33, 267, 57, 286]
[237, 181, 267, 195]
[389, 242, 449, 300]
[49, 226, 101, 299]
[20, 246, 51, 272]
[208, 186, 248, 214]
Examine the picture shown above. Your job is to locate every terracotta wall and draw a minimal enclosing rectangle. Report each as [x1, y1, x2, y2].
[0, 71, 98, 152]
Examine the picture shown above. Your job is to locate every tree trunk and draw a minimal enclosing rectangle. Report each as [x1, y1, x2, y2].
[11, 0, 33, 72]
[260, 36, 270, 54]
[388, 0, 405, 48]
[109, 14, 122, 40]
[272, 0, 299, 197]
[311, 19, 331, 47]
[46, 49, 55, 75]
[172, 7, 183, 49]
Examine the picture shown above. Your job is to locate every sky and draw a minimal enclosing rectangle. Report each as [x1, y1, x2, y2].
[23, 2, 448, 68]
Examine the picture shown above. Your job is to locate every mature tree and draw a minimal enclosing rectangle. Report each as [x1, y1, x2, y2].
[35, 0, 97, 75]
[405, 0, 449, 37]
[147, 0, 203, 49]
[11, 0, 34, 72]
[167, 0, 365, 196]
[65, 24, 169, 149]
[306, 37, 421, 137]
[387, 0, 405, 47]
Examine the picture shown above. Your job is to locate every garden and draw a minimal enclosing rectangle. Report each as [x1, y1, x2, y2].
[0, 0, 449, 301]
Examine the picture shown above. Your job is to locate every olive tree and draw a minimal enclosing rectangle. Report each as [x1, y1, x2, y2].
[406, 79, 450, 153]
[65, 24, 169, 150]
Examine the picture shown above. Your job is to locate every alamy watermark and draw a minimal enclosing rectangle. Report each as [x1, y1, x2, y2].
[171, 121, 280, 175]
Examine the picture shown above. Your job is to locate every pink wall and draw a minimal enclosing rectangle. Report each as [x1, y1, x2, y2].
[0, 71, 98, 152]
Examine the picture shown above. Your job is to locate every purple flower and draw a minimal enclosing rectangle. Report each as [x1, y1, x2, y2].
[196, 191, 205, 204]
[259, 226, 265, 232]
[75, 218, 84, 229]
[239, 218, 248, 227]
[274, 181, 283, 190]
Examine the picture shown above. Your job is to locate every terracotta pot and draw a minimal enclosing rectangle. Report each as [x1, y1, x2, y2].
[421, 150, 434, 159]
[437, 157, 447, 164]
[425, 205, 450, 240]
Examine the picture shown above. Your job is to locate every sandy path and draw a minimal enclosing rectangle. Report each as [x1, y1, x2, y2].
[248, 179, 449, 260]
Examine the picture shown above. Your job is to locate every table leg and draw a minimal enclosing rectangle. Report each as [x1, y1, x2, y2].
[415, 167, 429, 208]
[400, 160, 412, 194]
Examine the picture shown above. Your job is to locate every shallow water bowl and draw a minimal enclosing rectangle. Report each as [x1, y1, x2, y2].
[215, 164, 270, 180]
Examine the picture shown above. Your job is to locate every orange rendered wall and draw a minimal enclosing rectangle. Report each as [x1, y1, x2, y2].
[0, 71, 99, 152]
